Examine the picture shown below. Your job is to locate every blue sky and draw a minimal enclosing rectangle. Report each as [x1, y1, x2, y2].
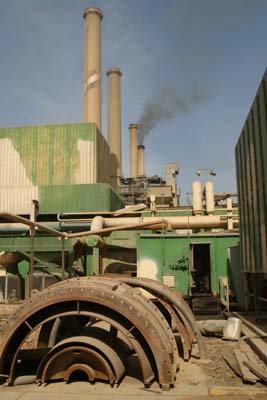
[0, 0, 266, 204]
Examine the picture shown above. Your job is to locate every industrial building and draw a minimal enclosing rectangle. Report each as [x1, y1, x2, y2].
[0, 6, 240, 311]
[0, 4, 266, 393]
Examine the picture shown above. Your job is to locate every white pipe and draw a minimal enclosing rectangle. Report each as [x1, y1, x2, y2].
[226, 195, 233, 211]
[205, 181, 214, 215]
[91, 215, 104, 231]
[192, 181, 202, 215]
[226, 195, 233, 230]
[101, 215, 236, 229]
[67, 215, 239, 239]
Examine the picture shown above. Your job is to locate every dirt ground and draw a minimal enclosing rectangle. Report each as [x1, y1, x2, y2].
[202, 336, 266, 387]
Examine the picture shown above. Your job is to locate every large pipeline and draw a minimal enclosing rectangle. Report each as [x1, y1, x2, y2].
[0, 212, 239, 239]
[0, 212, 67, 237]
[68, 215, 239, 238]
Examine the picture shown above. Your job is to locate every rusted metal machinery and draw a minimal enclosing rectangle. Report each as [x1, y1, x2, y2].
[0, 276, 205, 390]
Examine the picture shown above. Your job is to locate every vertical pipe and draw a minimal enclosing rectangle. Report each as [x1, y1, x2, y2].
[192, 181, 202, 215]
[129, 124, 138, 178]
[83, 7, 103, 130]
[107, 67, 122, 189]
[61, 238, 65, 280]
[137, 145, 145, 177]
[205, 181, 214, 215]
[29, 227, 35, 296]
[227, 194, 233, 230]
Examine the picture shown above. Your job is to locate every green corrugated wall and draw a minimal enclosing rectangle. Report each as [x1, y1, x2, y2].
[39, 183, 124, 213]
[235, 69, 267, 273]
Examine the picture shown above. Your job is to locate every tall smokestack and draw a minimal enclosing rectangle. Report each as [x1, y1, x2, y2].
[137, 145, 145, 177]
[83, 7, 103, 131]
[129, 124, 138, 178]
[107, 67, 122, 189]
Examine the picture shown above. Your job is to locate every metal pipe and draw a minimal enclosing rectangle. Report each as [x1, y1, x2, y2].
[91, 215, 104, 230]
[0, 212, 67, 238]
[214, 192, 238, 198]
[102, 215, 232, 228]
[192, 181, 202, 215]
[83, 7, 103, 130]
[205, 181, 214, 215]
[86, 235, 106, 248]
[61, 239, 65, 279]
[68, 215, 238, 239]
[68, 220, 169, 239]
[29, 227, 35, 296]
[226, 195, 233, 230]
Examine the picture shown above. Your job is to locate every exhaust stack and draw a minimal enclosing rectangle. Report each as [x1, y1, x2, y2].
[137, 145, 145, 177]
[107, 67, 122, 189]
[83, 7, 103, 130]
[129, 124, 138, 178]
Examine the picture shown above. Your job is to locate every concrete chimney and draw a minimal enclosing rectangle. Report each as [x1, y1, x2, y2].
[107, 67, 122, 189]
[83, 7, 103, 131]
[137, 145, 145, 177]
[129, 124, 138, 178]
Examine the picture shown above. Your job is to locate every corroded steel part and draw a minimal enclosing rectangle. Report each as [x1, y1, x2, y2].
[79, 275, 205, 359]
[153, 298, 192, 361]
[0, 278, 179, 389]
[46, 277, 180, 376]
[37, 335, 125, 385]
[69, 277, 180, 374]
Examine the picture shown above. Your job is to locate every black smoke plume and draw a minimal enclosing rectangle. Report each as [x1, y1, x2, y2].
[138, 84, 209, 145]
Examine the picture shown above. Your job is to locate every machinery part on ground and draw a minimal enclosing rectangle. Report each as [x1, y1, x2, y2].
[97, 275, 206, 359]
[0, 276, 203, 390]
[37, 332, 125, 385]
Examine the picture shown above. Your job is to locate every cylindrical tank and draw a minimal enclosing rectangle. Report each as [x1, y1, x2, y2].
[107, 67, 122, 189]
[192, 181, 202, 215]
[129, 124, 138, 178]
[205, 181, 214, 215]
[137, 145, 145, 177]
[83, 7, 103, 130]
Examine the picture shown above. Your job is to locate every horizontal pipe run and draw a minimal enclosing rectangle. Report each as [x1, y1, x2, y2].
[0, 212, 67, 238]
[101, 215, 237, 229]
[68, 215, 239, 239]
[0, 213, 239, 239]
[67, 220, 169, 239]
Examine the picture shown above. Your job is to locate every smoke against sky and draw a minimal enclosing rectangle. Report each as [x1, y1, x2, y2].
[138, 84, 209, 145]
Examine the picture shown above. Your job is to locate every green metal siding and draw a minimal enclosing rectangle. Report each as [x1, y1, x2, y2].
[137, 234, 239, 295]
[39, 183, 124, 213]
[0, 123, 101, 186]
[235, 69, 267, 273]
[0, 122, 115, 214]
